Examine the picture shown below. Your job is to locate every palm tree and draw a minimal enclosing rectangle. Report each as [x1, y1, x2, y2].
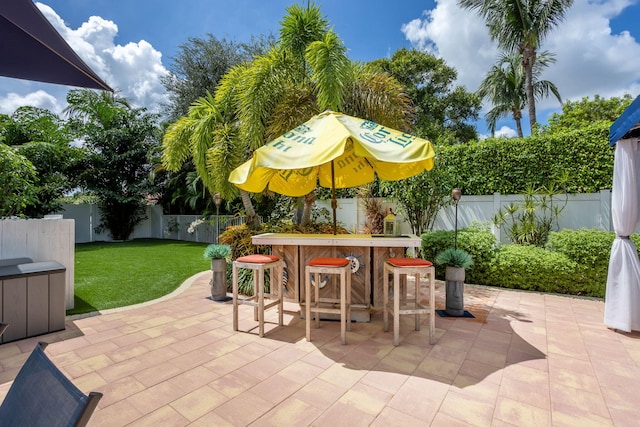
[478, 51, 561, 137]
[459, 0, 574, 133]
[162, 2, 413, 227]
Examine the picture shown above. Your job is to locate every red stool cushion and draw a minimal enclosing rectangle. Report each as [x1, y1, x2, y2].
[236, 254, 280, 264]
[308, 257, 350, 267]
[387, 258, 433, 267]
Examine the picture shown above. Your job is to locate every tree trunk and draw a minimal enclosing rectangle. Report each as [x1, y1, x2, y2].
[300, 192, 315, 226]
[240, 189, 261, 229]
[522, 46, 537, 134]
[515, 118, 523, 138]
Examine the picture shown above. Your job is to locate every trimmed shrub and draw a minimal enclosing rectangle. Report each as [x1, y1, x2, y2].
[421, 223, 497, 283]
[487, 245, 582, 295]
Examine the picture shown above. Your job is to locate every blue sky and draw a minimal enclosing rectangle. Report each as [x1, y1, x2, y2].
[1, 0, 639, 137]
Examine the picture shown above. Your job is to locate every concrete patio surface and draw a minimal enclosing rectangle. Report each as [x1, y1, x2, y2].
[1, 271, 639, 426]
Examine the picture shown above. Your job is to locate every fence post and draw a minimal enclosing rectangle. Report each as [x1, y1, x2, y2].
[600, 189, 612, 231]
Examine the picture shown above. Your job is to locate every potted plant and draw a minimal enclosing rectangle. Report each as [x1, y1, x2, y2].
[204, 244, 232, 301]
[435, 248, 473, 316]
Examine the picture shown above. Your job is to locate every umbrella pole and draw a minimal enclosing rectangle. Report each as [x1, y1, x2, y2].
[331, 160, 337, 235]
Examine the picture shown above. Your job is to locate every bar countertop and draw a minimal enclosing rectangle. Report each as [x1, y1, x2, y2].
[251, 233, 421, 248]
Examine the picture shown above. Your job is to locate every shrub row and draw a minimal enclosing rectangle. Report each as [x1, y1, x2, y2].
[421, 226, 627, 298]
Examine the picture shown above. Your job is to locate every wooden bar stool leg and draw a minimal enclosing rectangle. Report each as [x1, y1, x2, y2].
[383, 264, 389, 333]
[414, 273, 421, 332]
[340, 268, 346, 345]
[276, 262, 284, 327]
[305, 266, 311, 342]
[232, 263, 239, 332]
[393, 269, 401, 346]
[314, 271, 321, 330]
[346, 268, 351, 331]
[258, 266, 265, 338]
[429, 266, 435, 345]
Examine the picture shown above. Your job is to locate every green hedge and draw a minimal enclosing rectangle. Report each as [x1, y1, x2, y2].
[421, 226, 627, 298]
[436, 123, 612, 194]
[421, 223, 497, 284]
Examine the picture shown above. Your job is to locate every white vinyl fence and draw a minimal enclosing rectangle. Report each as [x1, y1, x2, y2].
[52, 191, 613, 245]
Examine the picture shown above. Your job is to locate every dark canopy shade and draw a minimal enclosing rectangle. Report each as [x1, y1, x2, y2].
[0, 0, 112, 91]
[610, 95, 640, 145]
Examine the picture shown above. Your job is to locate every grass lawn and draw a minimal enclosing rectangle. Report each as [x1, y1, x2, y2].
[70, 239, 210, 316]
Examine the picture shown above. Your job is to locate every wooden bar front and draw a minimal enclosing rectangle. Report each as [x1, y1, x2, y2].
[251, 233, 421, 321]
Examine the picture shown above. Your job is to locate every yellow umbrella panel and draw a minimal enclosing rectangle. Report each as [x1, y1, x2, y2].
[230, 111, 435, 197]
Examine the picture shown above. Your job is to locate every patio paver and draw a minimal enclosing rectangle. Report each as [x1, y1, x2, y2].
[1, 270, 639, 426]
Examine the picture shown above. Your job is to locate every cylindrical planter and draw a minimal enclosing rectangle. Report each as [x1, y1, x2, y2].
[210, 259, 227, 301]
[445, 266, 465, 316]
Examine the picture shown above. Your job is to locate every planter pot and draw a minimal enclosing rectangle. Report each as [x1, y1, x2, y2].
[210, 258, 227, 301]
[445, 266, 465, 316]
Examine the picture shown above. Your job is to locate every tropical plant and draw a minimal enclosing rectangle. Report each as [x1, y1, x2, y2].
[0, 143, 37, 217]
[203, 243, 232, 259]
[435, 248, 474, 268]
[459, 0, 574, 133]
[493, 181, 568, 246]
[65, 89, 161, 240]
[543, 94, 634, 134]
[162, 2, 415, 229]
[370, 48, 481, 144]
[477, 51, 561, 137]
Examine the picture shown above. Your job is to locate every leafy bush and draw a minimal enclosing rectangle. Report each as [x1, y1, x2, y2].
[421, 223, 496, 282]
[487, 245, 582, 295]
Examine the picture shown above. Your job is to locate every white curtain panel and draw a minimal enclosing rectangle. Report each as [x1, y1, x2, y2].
[605, 138, 640, 332]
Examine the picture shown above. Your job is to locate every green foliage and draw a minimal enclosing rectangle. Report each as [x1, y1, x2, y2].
[161, 34, 274, 121]
[0, 106, 81, 217]
[545, 228, 615, 297]
[437, 122, 612, 195]
[421, 223, 497, 283]
[0, 143, 37, 217]
[370, 48, 480, 144]
[487, 244, 581, 294]
[203, 244, 232, 259]
[435, 248, 473, 268]
[493, 183, 567, 246]
[66, 89, 161, 241]
[544, 94, 634, 134]
[380, 167, 456, 235]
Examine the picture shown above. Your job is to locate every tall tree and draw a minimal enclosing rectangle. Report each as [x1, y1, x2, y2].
[0, 106, 82, 217]
[459, 0, 574, 133]
[544, 94, 634, 133]
[371, 48, 481, 144]
[477, 51, 561, 137]
[162, 2, 414, 227]
[65, 89, 160, 240]
[0, 143, 37, 218]
[161, 34, 274, 122]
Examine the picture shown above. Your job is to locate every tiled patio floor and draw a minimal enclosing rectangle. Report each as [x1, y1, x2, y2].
[1, 271, 640, 426]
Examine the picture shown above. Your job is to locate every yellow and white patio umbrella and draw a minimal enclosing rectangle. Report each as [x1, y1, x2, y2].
[229, 110, 436, 233]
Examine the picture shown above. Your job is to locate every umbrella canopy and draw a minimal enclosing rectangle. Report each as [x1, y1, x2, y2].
[229, 111, 436, 232]
[0, 0, 112, 91]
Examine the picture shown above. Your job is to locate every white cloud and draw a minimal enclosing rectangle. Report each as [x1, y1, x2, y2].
[402, 0, 640, 124]
[0, 90, 60, 115]
[0, 3, 170, 116]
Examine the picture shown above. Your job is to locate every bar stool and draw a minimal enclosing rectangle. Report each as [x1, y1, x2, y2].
[305, 257, 352, 345]
[232, 254, 283, 337]
[383, 257, 435, 346]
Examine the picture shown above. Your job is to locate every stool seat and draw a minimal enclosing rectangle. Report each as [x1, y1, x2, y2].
[383, 257, 435, 346]
[305, 257, 351, 345]
[233, 255, 283, 338]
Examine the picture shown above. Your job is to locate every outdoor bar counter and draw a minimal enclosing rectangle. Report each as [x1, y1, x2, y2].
[251, 233, 421, 321]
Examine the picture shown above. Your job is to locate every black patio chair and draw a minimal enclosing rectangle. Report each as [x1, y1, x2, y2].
[0, 342, 102, 427]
